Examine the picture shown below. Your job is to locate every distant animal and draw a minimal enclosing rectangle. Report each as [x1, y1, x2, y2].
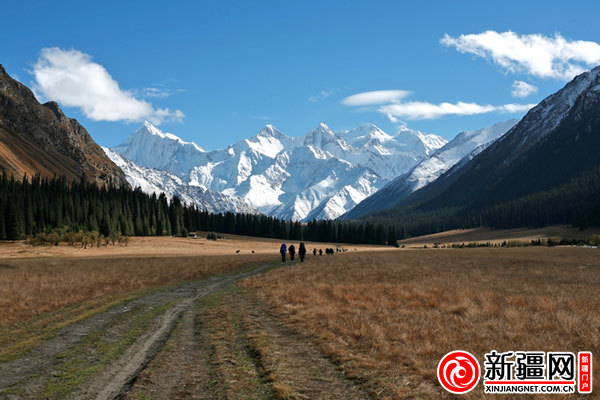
[236, 249, 240, 253]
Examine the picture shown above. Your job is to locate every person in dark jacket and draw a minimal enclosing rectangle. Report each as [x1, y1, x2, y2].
[312, 248, 317, 256]
[280, 243, 287, 262]
[299, 242, 306, 262]
[319, 248, 323, 256]
[289, 244, 296, 261]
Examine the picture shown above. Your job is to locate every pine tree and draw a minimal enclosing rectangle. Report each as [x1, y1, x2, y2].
[0, 204, 6, 240]
[6, 201, 23, 240]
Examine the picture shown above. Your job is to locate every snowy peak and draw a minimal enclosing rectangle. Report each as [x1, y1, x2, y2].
[343, 119, 517, 219]
[341, 123, 393, 147]
[394, 126, 447, 155]
[112, 120, 448, 221]
[114, 121, 208, 176]
[135, 121, 205, 152]
[304, 122, 335, 141]
[256, 124, 286, 139]
[243, 124, 294, 158]
[302, 123, 351, 154]
[103, 146, 258, 214]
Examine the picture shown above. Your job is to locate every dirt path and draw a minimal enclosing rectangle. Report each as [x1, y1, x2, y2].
[0, 262, 276, 399]
[1, 260, 368, 400]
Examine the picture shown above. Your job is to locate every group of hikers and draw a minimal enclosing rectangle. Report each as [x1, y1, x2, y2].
[279, 243, 335, 262]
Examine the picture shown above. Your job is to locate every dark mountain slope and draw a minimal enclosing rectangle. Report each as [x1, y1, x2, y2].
[0, 65, 127, 186]
[416, 67, 600, 212]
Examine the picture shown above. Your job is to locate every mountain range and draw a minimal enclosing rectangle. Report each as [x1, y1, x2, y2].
[2, 61, 597, 232]
[344, 119, 518, 218]
[357, 65, 600, 233]
[107, 121, 448, 220]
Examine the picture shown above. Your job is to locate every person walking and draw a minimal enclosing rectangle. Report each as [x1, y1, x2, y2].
[299, 242, 306, 262]
[312, 248, 317, 256]
[319, 248, 323, 256]
[289, 244, 296, 261]
[280, 243, 287, 262]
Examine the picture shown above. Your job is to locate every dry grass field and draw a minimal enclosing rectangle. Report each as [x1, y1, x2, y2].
[244, 247, 600, 399]
[2, 234, 598, 399]
[0, 254, 274, 326]
[0, 235, 388, 368]
[0, 233, 390, 260]
[0, 254, 276, 363]
[398, 225, 600, 247]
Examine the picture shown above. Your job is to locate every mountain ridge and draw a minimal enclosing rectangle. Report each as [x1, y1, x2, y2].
[111, 121, 447, 220]
[343, 119, 518, 219]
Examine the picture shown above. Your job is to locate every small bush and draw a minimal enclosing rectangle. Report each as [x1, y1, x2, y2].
[206, 232, 218, 241]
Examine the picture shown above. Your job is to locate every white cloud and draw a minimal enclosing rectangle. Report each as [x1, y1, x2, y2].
[32, 47, 184, 124]
[511, 80, 538, 98]
[341, 90, 411, 106]
[308, 89, 336, 102]
[441, 31, 600, 80]
[378, 101, 535, 120]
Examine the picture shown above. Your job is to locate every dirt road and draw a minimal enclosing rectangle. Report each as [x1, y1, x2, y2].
[0, 261, 366, 400]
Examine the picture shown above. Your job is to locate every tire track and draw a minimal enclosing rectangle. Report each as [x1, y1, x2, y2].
[0, 261, 276, 399]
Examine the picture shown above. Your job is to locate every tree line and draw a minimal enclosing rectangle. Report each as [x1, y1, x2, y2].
[0, 173, 396, 245]
[364, 164, 600, 238]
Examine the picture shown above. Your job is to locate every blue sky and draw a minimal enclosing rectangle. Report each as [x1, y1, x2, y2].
[2, 0, 600, 150]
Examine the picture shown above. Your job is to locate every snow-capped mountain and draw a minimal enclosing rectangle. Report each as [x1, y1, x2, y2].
[350, 65, 600, 220]
[109, 122, 446, 221]
[337, 124, 446, 180]
[114, 121, 207, 176]
[343, 119, 518, 218]
[103, 147, 259, 215]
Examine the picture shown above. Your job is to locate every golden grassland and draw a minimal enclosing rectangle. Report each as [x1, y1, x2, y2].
[0, 254, 272, 326]
[244, 247, 600, 399]
[0, 235, 389, 359]
[0, 254, 274, 361]
[0, 233, 391, 260]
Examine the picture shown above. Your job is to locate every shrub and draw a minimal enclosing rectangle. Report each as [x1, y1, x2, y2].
[206, 232, 218, 241]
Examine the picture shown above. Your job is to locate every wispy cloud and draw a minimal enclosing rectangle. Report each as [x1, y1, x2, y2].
[308, 89, 336, 102]
[134, 87, 186, 99]
[343, 89, 535, 120]
[511, 80, 538, 98]
[32, 47, 185, 125]
[441, 31, 600, 80]
[379, 101, 535, 120]
[341, 90, 411, 106]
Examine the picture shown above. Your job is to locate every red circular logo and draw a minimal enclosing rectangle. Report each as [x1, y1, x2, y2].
[437, 350, 480, 394]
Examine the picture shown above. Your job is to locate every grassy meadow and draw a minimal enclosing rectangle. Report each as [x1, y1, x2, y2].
[244, 247, 600, 399]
